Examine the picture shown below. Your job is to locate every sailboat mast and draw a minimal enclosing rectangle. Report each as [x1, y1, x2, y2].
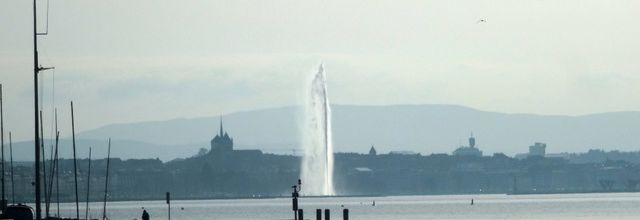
[54, 130, 60, 217]
[40, 110, 50, 217]
[102, 138, 111, 220]
[9, 132, 14, 204]
[46, 142, 55, 213]
[1, 83, 5, 208]
[85, 147, 92, 220]
[54, 109, 59, 217]
[33, 0, 43, 217]
[40, 110, 49, 217]
[71, 101, 80, 220]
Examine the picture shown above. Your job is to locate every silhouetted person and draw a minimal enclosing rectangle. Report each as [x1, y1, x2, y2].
[142, 210, 150, 220]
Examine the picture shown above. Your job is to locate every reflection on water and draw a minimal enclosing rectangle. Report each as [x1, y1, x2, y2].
[39, 193, 640, 220]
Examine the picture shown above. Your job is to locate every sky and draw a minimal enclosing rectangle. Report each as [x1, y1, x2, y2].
[1, 0, 639, 142]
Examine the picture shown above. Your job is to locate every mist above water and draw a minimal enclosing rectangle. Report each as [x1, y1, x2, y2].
[300, 64, 335, 196]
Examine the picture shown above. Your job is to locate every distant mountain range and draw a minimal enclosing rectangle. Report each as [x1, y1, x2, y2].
[11, 104, 640, 161]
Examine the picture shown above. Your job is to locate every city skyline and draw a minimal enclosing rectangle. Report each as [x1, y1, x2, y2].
[6, 104, 640, 162]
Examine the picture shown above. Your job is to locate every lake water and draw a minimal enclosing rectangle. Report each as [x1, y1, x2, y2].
[43, 193, 640, 219]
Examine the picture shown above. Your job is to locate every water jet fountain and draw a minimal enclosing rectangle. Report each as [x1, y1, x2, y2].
[300, 64, 335, 196]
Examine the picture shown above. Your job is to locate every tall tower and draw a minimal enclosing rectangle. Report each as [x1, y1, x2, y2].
[469, 133, 476, 148]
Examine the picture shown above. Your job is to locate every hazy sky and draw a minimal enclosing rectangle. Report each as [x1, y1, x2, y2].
[1, 0, 639, 141]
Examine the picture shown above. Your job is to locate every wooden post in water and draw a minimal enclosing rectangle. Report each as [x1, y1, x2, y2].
[166, 192, 171, 220]
[316, 209, 322, 220]
[325, 209, 330, 220]
[343, 209, 348, 220]
[293, 196, 298, 220]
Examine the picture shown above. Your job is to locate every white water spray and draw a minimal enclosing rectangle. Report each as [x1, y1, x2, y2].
[300, 64, 335, 196]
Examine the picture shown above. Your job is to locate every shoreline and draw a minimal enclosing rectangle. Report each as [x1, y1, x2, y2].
[17, 191, 640, 204]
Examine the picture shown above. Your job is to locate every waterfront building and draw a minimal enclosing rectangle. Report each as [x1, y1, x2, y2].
[529, 142, 547, 157]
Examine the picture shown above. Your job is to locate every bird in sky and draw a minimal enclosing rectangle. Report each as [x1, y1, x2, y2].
[477, 19, 487, 23]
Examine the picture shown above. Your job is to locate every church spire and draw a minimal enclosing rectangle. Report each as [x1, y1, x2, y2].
[219, 117, 224, 137]
[369, 145, 377, 156]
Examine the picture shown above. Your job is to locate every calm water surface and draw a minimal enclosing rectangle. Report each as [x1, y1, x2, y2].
[44, 193, 640, 219]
